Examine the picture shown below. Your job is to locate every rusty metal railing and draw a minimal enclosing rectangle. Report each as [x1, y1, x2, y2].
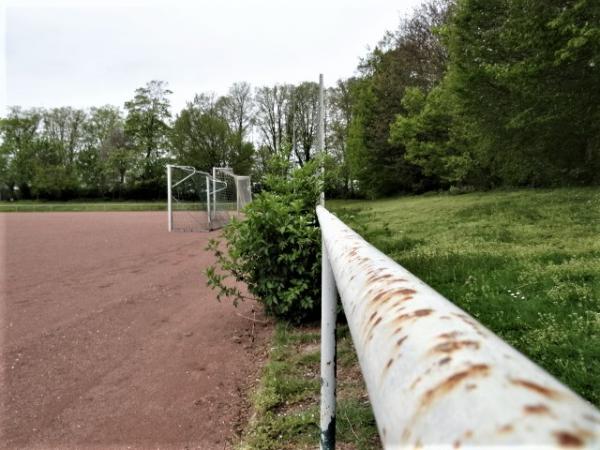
[317, 205, 600, 449]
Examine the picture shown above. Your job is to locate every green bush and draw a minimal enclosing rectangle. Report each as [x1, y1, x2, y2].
[206, 159, 322, 322]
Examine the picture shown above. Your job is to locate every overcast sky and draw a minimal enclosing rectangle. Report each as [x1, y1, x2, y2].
[2, 0, 423, 116]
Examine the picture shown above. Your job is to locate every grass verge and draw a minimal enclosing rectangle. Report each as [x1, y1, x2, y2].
[237, 322, 380, 450]
[0, 201, 167, 212]
[328, 187, 600, 407]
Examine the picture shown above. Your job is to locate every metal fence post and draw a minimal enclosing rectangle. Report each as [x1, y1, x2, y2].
[318, 73, 325, 207]
[166, 164, 173, 232]
[320, 234, 337, 450]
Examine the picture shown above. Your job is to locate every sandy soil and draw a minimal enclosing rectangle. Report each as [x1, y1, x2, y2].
[0, 211, 271, 449]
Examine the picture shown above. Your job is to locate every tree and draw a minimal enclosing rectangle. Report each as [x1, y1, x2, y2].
[446, 0, 600, 185]
[347, 0, 453, 197]
[218, 82, 254, 154]
[230, 141, 254, 175]
[124, 80, 172, 180]
[289, 82, 319, 166]
[83, 106, 123, 156]
[171, 94, 235, 171]
[105, 127, 135, 197]
[41, 107, 86, 170]
[29, 138, 75, 199]
[0, 107, 42, 198]
[78, 106, 124, 195]
[326, 78, 357, 196]
[254, 85, 292, 155]
[389, 85, 477, 186]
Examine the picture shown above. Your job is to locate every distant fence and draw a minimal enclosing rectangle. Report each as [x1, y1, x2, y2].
[317, 205, 600, 449]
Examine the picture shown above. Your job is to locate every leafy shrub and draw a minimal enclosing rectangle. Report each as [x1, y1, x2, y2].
[206, 159, 322, 322]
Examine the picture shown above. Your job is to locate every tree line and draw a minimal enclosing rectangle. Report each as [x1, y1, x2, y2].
[347, 0, 599, 197]
[0, 78, 352, 200]
[1, 0, 598, 200]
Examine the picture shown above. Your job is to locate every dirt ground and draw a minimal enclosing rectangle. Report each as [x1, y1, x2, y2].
[0, 211, 271, 449]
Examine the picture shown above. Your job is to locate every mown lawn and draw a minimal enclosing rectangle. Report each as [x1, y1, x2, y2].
[328, 187, 600, 407]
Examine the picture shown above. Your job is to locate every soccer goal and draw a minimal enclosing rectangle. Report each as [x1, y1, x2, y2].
[210, 167, 252, 229]
[166, 165, 251, 232]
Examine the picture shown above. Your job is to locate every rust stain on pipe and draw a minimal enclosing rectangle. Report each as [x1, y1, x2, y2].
[437, 331, 463, 339]
[396, 336, 408, 348]
[554, 431, 584, 447]
[372, 288, 416, 305]
[524, 404, 552, 415]
[367, 273, 394, 283]
[420, 364, 490, 410]
[510, 379, 563, 400]
[410, 375, 422, 390]
[430, 340, 480, 354]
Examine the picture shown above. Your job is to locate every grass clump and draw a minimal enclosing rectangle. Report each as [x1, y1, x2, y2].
[329, 187, 600, 407]
[238, 323, 380, 450]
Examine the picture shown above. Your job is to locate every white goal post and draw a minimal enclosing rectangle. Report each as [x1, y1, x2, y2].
[167, 164, 251, 232]
[210, 167, 252, 229]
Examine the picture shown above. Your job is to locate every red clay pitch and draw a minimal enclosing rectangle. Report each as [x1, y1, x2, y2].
[0, 211, 271, 449]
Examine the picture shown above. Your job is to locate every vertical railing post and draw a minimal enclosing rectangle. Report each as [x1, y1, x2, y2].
[320, 234, 337, 450]
[318, 73, 325, 207]
[166, 164, 173, 232]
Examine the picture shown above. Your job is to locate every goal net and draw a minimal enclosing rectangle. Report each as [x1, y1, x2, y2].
[210, 167, 252, 229]
[167, 165, 213, 232]
[167, 165, 251, 232]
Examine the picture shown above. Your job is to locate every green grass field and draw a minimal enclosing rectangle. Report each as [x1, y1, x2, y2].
[0, 201, 238, 213]
[0, 201, 167, 212]
[328, 187, 600, 407]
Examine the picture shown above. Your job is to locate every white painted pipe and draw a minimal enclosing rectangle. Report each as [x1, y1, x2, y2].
[316, 205, 600, 449]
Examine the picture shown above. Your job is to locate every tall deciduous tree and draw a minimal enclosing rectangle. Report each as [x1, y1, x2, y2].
[290, 81, 319, 166]
[219, 82, 254, 152]
[347, 0, 452, 197]
[447, 0, 600, 185]
[254, 85, 291, 155]
[124, 80, 172, 180]
[0, 107, 41, 198]
[171, 94, 234, 171]
[41, 107, 87, 172]
[326, 78, 357, 196]
[78, 106, 124, 195]
[105, 127, 134, 197]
